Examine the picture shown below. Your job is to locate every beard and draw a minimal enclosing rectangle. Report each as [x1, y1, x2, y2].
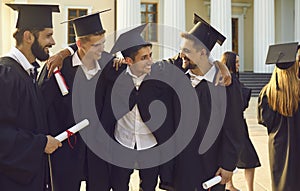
[186, 63, 197, 69]
[31, 38, 50, 61]
[182, 56, 198, 70]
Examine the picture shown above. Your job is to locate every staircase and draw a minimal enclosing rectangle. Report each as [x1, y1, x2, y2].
[239, 72, 272, 97]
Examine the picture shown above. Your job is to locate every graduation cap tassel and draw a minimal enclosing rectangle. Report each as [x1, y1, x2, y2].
[276, 70, 279, 90]
[48, 155, 54, 191]
[274, 52, 284, 91]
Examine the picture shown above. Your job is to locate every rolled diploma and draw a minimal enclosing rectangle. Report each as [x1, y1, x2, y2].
[202, 176, 222, 189]
[54, 67, 69, 96]
[202, 168, 238, 189]
[55, 119, 89, 142]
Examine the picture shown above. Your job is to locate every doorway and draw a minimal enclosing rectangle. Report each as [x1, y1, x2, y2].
[232, 18, 239, 54]
[232, 15, 244, 71]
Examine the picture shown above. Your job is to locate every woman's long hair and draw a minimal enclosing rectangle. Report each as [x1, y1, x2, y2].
[220, 51, 239, 78]
[260, 62, 300, 117]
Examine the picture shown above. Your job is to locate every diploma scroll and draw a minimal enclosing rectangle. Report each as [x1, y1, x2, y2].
[55, 119, 89, 142]
[202, 168, 238, 189]
[53, 67, 69, 96]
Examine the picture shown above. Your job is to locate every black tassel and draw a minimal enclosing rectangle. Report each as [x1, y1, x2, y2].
[276, 71, 279, 90]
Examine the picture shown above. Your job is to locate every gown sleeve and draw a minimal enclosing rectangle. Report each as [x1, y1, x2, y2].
[257, 94, 276, 133]
[0, 64, 47, 184]
[219, 80, 244, 171]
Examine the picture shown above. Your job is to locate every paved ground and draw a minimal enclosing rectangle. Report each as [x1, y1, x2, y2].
[80, 97, 271, 191]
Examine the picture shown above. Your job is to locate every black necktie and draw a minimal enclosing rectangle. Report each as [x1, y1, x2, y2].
[30, 61, 40, 82]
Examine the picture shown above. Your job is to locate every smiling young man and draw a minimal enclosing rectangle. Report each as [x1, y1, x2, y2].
[0, 3, 62, 191]
[39, 11, 113, 191]
[173, 14, 243, 191]
[95, 24, 178, 191]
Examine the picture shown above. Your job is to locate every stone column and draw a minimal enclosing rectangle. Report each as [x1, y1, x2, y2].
[0, 2, 3, 55]
[116, 0, 141, 30]
[162, 0, 185, 58]
[295, 0, 300, 42]
[253, 0, 275, 73]
[210, 0, 232, 60]
[113, 0, 141, 53]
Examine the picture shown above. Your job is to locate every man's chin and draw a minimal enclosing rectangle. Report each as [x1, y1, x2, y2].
[36, 54, 50, 61]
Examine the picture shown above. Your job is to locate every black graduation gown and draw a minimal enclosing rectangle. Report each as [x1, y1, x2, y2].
[233, 76, 260, 169]
[39, 52, 113, 191]
[173, 73, 243, 191]
[258, 94, 300, 191]
[0, 57, 48, 191]
[95, 62, 179, 187]
[164, 53, 185, 73]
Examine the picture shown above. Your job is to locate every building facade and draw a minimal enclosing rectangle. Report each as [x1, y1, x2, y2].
[1, 0, 299, 73]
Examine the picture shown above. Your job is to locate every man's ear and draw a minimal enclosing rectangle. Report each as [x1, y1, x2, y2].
[76, 40, 81, 48]
[200, 48, 207, 56]
[125, 57, 133, 64]
[23, 31, 34, 44]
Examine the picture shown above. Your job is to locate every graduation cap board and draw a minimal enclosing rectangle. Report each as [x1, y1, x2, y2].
[189, 13, 226, 51]
[61, 9, 111, 37]
[265, 42, 298, 69]
[6, 3, 60, 29]
[110, 24, 151, 55]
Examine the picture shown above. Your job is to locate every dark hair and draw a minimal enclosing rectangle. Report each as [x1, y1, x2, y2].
[121, 43, 152, 61]
[221, 51, 239, 78]
[13, 28, 44, 46]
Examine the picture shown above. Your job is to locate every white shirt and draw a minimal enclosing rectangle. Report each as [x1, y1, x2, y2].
[114, 66, 158, 151]
[187, 65, 216, 87]
[72, 51, 101, 80]
[6, 47, 34, 76]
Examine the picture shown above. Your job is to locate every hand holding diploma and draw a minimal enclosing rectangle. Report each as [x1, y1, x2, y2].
[202, 168, 238, 189]
[53, 67, 69, 96]
[55, 119, 89, 142]
[44, 135, 62, 154]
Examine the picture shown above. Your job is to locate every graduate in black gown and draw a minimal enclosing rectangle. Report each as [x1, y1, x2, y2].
[0, 3, 62, 191]
[258, 42, 300, 191]
[39, 11, 113, 191]
[173, 14, 243, 191]
[221, 51, 260, 191]
[94, 24, 179, 191]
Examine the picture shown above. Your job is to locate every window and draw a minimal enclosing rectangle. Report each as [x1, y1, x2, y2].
[67, 9, 88, 44]
[141, 3, 158, 42]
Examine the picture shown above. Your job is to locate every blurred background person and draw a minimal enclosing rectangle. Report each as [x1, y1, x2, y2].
[221, 51, 261, 191]
[258, 42, 300, 191]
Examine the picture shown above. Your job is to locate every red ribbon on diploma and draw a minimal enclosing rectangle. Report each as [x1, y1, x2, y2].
[66, 130, 77, 149]
[53, 69, 69, 89]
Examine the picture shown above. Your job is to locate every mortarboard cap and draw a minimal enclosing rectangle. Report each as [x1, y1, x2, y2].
[6, 3, 59, 29]
[265, 42, 298, 69]
[110, 24, 151, 55]
[188, 13, 226, 51]
[62, 9, 110, 37]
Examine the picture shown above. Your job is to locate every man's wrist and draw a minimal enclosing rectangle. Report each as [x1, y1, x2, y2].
[59, 49, 71, 60]
[66, 46, 74, 56]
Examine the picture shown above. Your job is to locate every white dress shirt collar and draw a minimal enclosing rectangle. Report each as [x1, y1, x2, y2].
[72, 51, 101, 80]
[125, 66, 149, 89]
[125, 66, 149, 79]
[186, 65, 216, 87]
[6, 47, 34, 74]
